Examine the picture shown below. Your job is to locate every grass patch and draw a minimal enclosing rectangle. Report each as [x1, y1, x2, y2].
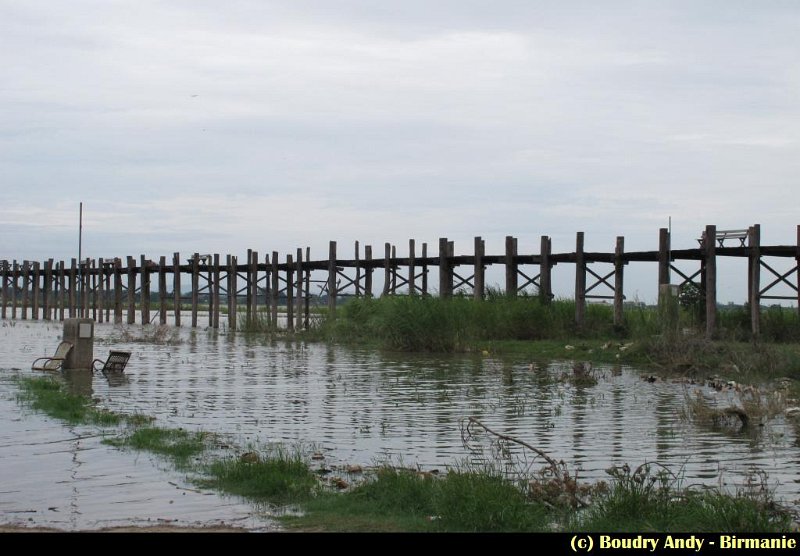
[16, 376, 122, 426]
[576, 463, 791, 532]
[199, 448, 318, 503]
[103, 427, 209, 468]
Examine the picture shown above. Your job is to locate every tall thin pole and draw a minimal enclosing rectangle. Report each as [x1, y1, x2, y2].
[78, 202, 83, 316]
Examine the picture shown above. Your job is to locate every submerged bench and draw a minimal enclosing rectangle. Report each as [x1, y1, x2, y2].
[92, 350, 132, 374]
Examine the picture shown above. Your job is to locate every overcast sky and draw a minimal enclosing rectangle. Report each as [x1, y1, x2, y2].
[2, 1, 798, 302]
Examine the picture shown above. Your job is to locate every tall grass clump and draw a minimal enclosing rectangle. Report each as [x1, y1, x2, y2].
[201, 448, 318, 503]
[578, 463, 791, 532]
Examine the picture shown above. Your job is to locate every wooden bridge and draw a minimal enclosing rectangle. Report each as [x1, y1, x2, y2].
[2, 224, 799, 339]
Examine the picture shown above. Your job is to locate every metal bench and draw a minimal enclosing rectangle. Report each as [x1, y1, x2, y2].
[31, 341, 73, 372]
[92, 350, 132, 374]
[698, 228, 749, 247]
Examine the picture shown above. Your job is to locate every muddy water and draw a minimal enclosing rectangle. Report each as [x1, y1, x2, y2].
[2, 319, 800, 528]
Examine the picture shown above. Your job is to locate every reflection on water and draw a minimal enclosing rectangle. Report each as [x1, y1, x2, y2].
[2, 319, 800, 527]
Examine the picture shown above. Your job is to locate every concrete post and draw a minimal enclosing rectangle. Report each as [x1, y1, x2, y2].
[62, 318, 94, 371]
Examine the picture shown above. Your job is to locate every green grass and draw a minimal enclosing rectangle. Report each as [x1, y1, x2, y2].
[575, 464, 791, 532]
[103, 427, 209, 468]
[198, 449, 319, 503]
[16, 376, 123, 426]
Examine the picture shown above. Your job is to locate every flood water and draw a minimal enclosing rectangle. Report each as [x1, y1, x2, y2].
[2, 318, 800, 529]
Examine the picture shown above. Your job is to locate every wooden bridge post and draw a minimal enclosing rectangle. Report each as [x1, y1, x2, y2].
[328, 241, 337, 316]
[354, 241, 361, 296]
[421, 243, 428, 296]
[57, 261, 65, 321]
[270, 251, 280, 326]
[474, 236, 484, 301]
[295, 248, 303, 330]
[113, 258, 122, 323]
[227, 255, 237, 330]
[286, 254, 294, 331]
[575, 232, 586, 328]
[90, 259, 97, 321]
[382, 243, 391, 296]
[213, 254, 220, 329]
[797, 225, 800, 317]
[408, 239, 416, 295]
[104, 261, 111, 323]
[32, 261, 40, 320]
[11, 261, 18, 319]
[159, 256, 167, 325]
[68, 259, 76, 318]
[127, 256, 136, 324]
[704, 224, 717, 339]
[540, 236, 552, 304]
[614, 236, 625, 327]
[438, 237, 452, 298]
[249, 250, 258, 325]
[391, 245, 398, 293]
[658, 227, 671, 286]
[304, 247, 311, 328]
[190, 253, 199, 328]
[505, 235, 518, 297]
[42, 259, 51, 321]
[364, 245, 373, 297]
[97, 258, 104, 323]
[748, 225, 761, 337]
[140, 255, 151, 325]
[21, 261, 29, 320]
[245, 249, 253, 325]
[173, 253, 181, 326]
[0, 261, 7, 320]
[44, 259, 54, 320]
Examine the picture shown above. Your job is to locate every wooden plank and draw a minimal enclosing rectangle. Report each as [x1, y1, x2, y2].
[159, 256, 167, 325]
[473, 236, 484, 301]
[173, 252, 181, 327]
[438, 237, 451, 298]
[748, 224, 761, 337]
[540, 236, 552, 304]
[271, 251, 280, 326]
[505, 235, 517, 297]
[113, 258, 122, 324]
[364, 245, 373, 297]
[328, 241, 337, 316]
[614, 236, 625, 327]
[295, 248, 303, 330]
[658, 227, 671, 286]
[408, 239, 416, 295]
[213, 254, 220, 329]
[704, 224, 717, 339]
[575, 232, 586, 327]
[191, 252, 199, 328]
[32, 261, 40, 320]
[286, 254, 294, 331]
